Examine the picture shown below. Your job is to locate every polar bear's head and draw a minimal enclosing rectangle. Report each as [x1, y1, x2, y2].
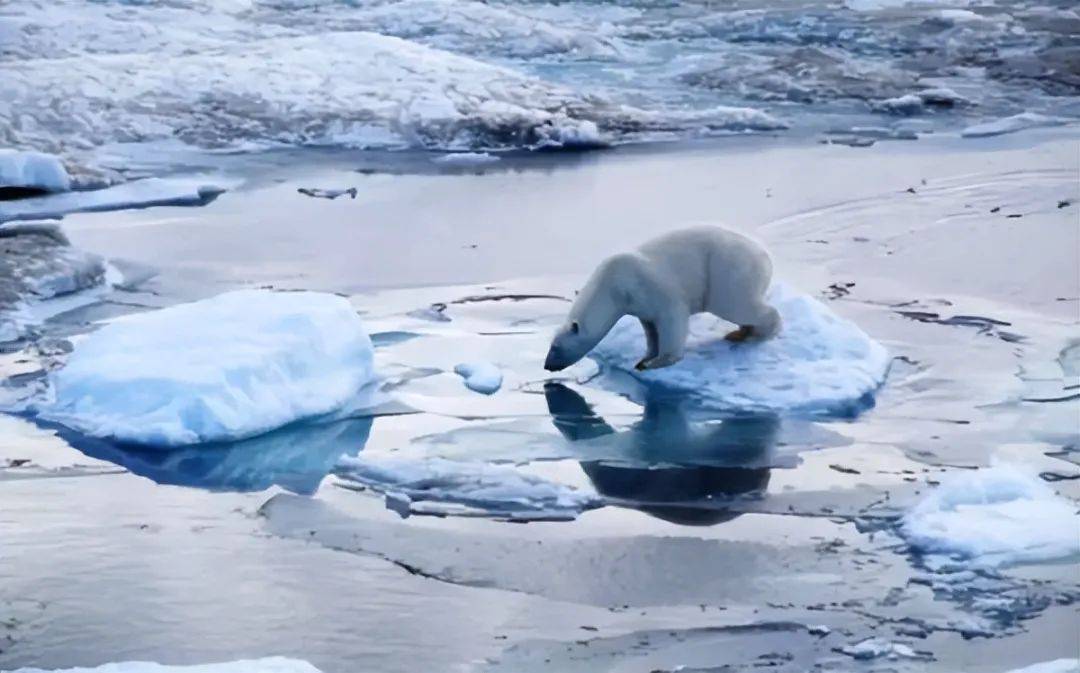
[545, 256, 634, 371]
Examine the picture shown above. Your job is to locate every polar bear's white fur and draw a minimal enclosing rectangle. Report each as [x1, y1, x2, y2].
[544, 225, 780, 371]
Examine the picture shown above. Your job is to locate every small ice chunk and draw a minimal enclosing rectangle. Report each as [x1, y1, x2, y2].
[335, 454, 600, 520]
[838, 637, 926, 661]
[961, 112, 1072, 139]
[432, 152, 501, 166]
[0, 150, 71, 195]
[900, 465, 1080, 568]
[37, 290, 377, 447]
[453, 361, 503, 394]
[873, 94, 925, 115]
[588, 284, 890, 416]
[0, 177, 225, 224]
[9, 658, 324, 673]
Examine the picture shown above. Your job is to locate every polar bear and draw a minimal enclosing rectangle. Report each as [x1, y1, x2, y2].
[544, 225, 781, 372]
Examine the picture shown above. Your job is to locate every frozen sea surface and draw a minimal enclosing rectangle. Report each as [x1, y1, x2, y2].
[2, 0, 1078, 178]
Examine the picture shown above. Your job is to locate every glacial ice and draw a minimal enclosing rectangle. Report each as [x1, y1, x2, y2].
[9, 659, 324, 673]
[37, 290, 378, 447]
[588, 284, 890, 416]
[0, 178, 226, 224]
[0, 150, 71, 194]
[900, 465, 1080, 568]
[961, 113, 1072, 138]
[335, 454, 601, 520]
[433, 152, 501, 166]
[453, 361, 503, 394]
[0, 224, 109, 342]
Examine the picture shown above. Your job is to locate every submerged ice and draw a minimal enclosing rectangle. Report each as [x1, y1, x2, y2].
[36, 290, 377, 447]
[590, 284, 890, 415]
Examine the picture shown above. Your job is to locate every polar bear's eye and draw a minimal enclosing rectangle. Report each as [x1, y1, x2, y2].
[569, 321, 580, 334]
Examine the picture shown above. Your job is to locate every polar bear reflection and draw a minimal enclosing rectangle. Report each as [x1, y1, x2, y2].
[544, 383, 776, 526]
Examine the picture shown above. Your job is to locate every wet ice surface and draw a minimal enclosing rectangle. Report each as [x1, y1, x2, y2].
[2, 0, 1079, 179]
[1, 133, 1078, 672]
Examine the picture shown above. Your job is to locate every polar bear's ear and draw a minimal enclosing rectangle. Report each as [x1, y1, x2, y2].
[570, 321, 580, 334]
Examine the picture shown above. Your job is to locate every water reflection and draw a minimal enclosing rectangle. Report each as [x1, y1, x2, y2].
[41, 415, 373, 494]
[544, 383, 776, 526]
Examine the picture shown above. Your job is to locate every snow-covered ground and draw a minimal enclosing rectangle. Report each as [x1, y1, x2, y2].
[1, 0, 1077, 180]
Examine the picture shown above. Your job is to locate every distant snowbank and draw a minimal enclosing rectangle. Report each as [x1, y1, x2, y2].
[590, 284, 890, 415]
[0, 150, 70, 194]
[37, 290, 377, 447]
[10, 658, 324, 673]
[900, 465, 1079, 568]
[335, 454, 600, 520]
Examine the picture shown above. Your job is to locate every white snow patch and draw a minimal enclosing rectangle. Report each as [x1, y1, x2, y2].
[589, 284, 890, 415]
[10, 658, 324, 673]
[432, 152, 501, 166]
[900, 465, 1080, 568]
[335, 454, 600, 520]
[0, 150, 71, 193]
[961, 112, 1073, 138]
[453, 361, 503, 394]
[36, 290, 377, 447]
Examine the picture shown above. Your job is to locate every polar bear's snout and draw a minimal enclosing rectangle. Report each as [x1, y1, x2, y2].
[545, 321, 594, 371]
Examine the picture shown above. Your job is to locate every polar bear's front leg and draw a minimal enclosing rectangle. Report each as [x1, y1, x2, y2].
[635, 303, 689, 370]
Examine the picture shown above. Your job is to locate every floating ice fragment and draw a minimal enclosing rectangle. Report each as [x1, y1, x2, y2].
[297, 187, 357, 200]
[335, 454, 601, 520]
[0, 150, 71, 196]
[837, 637, 927, 661]
[453, 361, 503, 394]
[0, 178, 226, 224]
[1003, 661, 1080, 673]
[900, 465, 1080, 568]
[36, 290, 378, 447]
[588, 284, 890, 416]
[9, 658, 324, 673]
[432, 152, 501, 166]
[961, 112, 1073, 138]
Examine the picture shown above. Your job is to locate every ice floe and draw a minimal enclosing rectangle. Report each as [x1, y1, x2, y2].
[0, 150, 70, 195]
[453, 361, 503, 394]
[0, 178, 226, 224]
[962, 112, 1072, 138]
[9, 658, 324, 673]
[1004, 661, 1080, 673]
[335, 454, 601, 520]
[35, 290, 378, 447]
[900, 465, 1080, 568]
[588, 284, 890, 416]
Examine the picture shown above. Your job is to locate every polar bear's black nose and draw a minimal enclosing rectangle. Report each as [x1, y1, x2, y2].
[544, 349, 567, 372]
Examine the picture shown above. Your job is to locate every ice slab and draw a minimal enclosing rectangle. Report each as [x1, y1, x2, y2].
[0, 177, 225, 224]
[0, 149, 70, 194]
[961, 113, 1072, 139]
[1005, 662, 1080, 673]
[36, 290, 378, 447]
[589, 284, 890, 416]
[453, 361, 503, 394]
[10, 658, 323, 673]
[900, 465, 1080, 568]
[335, 454, 601, 520]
